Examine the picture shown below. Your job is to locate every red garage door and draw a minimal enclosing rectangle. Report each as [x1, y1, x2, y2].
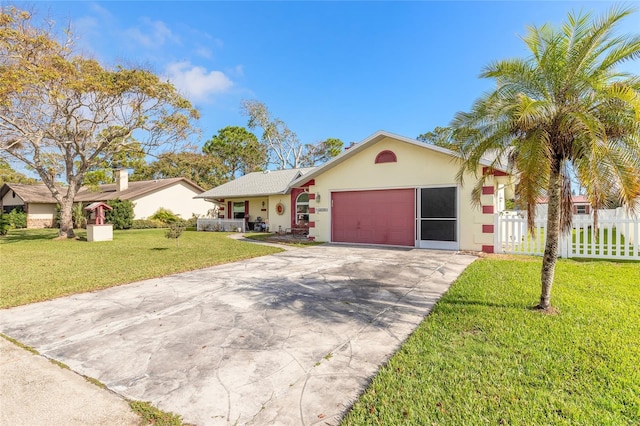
[331, 189, 415, 246]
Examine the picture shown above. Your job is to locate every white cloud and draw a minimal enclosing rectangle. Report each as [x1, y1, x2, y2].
[125, 18, 180, 48]
[195, 46, 213, 59]
[165, 61, 233, 102]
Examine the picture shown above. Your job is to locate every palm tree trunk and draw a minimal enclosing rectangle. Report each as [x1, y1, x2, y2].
[538, 165, 561, 310]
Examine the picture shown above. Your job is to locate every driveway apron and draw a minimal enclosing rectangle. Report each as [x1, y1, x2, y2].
[0, 245, 475, 425]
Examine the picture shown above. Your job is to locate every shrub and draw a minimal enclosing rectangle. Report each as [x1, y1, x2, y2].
[7, 208, 27, 229]
[165, 221, 186, 246]
[0, 213, 9, 236]
[72, 203, 88, 229]
[131, 219, 167, 229]
[149, 208, 180, 224]
[183, 215, 198, 228]
[105, 199, 135, 230]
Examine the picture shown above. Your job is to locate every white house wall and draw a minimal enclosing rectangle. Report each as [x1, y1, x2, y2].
[268, 194, 293, 233]
[26, 203, 56, 228]
[133, 182, 210, 219]
[1, 190, 25, 208]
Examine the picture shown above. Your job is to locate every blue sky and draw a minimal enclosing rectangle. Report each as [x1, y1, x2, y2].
[20, 1, 640, 148]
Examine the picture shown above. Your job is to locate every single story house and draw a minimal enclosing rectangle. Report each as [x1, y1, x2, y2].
[535, 195, 592, 217]
[197, 130, 515, 252]
[1, 170, 211, 228]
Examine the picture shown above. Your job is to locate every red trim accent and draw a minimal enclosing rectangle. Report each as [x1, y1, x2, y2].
[482, 167, 508, 177]
[219, 206, 225, 211]
[309, 207, 315, 214]
[308, 193, 315, 200]
[244, 200, 249, 216]
[482, 205, 494, 214]
[227, 201, 232, 219]
[482, 186, 495, 195]
[481, 245, 495, 253]
[482, 224, 494, 233]
[308, 221, 315, 228]
[375, 150, 397, 164]
[308, 236, 316, 241]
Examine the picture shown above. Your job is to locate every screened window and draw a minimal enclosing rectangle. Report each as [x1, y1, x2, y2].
[233, 202, 245, 219]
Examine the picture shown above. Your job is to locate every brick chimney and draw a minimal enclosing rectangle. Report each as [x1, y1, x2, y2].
[115, 169, 128, 192]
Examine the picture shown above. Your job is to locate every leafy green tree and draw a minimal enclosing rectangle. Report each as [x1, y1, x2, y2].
[300, 138, 344, 167]
[131, 152, 224, 190]
[0, 159, 37, 186]
[417, 127, 461, 151]
[452, 7, 640, 311]
[0, 7, 199, 239]
[203, 126, 266, 179]
[105, 199, 134, 230]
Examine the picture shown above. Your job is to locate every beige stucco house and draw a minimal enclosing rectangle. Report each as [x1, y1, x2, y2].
[1, 170, 211, 228]
[197, 130, 515, 252]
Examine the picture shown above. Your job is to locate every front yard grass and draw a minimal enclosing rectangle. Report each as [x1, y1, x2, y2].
[0, 229, 282, 308]
[342, 256, 640, 425]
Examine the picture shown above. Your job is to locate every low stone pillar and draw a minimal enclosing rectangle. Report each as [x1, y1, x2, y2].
[86, 224, 113, 242]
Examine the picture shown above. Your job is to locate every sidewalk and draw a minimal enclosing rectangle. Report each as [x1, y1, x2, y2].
[0, 337, 139, 426]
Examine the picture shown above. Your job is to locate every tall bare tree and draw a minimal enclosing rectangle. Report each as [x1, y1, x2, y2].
[241, 100, 302, 169]
[0, 7, 199, 238]
[241, 100, 343, 169]
[452, 7, 640, 311]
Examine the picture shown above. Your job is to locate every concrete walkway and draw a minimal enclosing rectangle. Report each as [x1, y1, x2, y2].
[0, 245, 475, 425]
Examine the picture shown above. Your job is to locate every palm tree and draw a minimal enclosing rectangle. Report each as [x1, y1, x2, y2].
[452, 7, 640, 311]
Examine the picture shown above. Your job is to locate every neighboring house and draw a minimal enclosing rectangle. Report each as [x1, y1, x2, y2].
[197, 130, 515, 252]
[0, 170, 211, 228]
[535, 195, 592, 218]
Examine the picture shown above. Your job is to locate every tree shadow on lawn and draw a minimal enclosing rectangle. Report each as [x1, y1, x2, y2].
[441, 298, 529, 311]
[0, 230, 59, 243]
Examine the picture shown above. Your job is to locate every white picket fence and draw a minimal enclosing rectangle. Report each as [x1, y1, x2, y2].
[196, 218, 246, 232]
[495, 210, 640, 260]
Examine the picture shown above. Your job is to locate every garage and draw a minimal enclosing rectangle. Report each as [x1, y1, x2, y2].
[331, 189, 415, 246]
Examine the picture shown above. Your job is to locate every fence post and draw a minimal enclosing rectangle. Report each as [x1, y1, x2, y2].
[559, 232, 570, 258]
[494, 213, 500, 254]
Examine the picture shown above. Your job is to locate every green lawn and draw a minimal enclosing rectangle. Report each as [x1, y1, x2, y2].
[342, 256, 640, 425]
[0, 229, 282, 308]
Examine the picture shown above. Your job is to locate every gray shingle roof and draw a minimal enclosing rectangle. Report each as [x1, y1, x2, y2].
[196, 168, 315, 199]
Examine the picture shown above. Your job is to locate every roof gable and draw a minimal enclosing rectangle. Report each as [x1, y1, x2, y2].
[289, 130, 507, 187]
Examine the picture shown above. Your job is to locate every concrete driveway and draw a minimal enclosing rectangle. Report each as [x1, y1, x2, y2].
[0, 244, 475, 425]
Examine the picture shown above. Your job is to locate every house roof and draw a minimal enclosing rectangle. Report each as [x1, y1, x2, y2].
[289, 130, 508, 188]
[195, 168, 315, 200]
[1, 178, 204, 205]
[74, 178, 204, 202]
[537, 195, 590, 204]
[1, 183, 61, 204]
